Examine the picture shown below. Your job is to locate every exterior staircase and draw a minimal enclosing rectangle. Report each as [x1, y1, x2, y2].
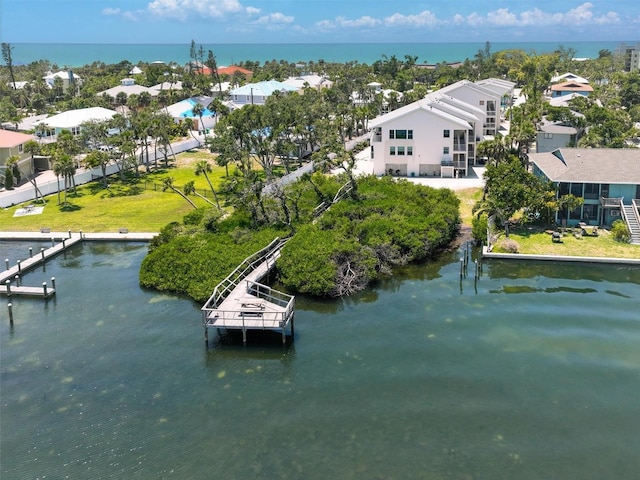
[621, 203, 640, 245]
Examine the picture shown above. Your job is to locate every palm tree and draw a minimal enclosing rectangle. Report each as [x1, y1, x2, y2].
[194, 160, 221, 209]
[54, 154, 76, 205]
[162, 177, 197, 209]
[191, 102, 206, 145]
[183, 180, 215, 206]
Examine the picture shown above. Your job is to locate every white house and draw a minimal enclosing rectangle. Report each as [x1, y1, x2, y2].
[228, 81, 298, 108]
[282, 74, 332, 92]
[368, 78, 514, 178]
[163, 97, 216, 131]
[438, 79, 515, 137]
[43, 70, 82, 91]
[33, 107, 118, 137]
[551, 72, 589, 84]
[97, 78, 159, 100]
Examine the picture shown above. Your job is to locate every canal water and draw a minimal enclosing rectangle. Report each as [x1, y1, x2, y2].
[1, 241, 640, 479]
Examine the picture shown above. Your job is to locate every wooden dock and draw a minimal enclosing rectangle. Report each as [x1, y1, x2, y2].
[201, 237, 295, 344]
[1, 233, 83, 298]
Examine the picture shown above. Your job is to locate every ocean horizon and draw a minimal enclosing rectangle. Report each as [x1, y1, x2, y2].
[11, 40, 637, 68]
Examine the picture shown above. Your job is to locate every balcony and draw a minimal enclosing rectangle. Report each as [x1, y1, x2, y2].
[453, 141, 466, 152]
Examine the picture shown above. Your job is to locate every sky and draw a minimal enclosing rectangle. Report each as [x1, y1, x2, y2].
[1, 0, 639, 44]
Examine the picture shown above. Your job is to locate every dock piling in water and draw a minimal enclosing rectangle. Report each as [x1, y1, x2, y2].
[7, 302, 13, 326]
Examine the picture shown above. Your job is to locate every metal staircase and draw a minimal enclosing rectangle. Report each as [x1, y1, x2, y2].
[621, 202, 640, 245]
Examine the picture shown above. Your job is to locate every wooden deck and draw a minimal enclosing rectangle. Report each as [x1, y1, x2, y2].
[201, 238, 295, 344]
[1, 233, 83, 299]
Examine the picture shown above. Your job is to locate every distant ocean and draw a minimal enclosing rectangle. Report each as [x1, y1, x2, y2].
[11, 41, 635, 68]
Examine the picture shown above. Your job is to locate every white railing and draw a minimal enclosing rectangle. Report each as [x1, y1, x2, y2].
[201, 237, 289, 321]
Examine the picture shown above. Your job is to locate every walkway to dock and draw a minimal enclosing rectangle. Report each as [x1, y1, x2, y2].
[201, 237, 295, 344]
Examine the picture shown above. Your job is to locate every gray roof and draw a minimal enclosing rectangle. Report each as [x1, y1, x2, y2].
[538, 123, 577, 134]
[529, 148, 640, 184]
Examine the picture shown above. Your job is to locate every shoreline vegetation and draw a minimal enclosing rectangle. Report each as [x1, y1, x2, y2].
[2, 41, 639, 299]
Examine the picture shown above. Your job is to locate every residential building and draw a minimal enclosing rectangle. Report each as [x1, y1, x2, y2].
[43, 70, 82, 92]
[621, 42, 640, 72]
[164, 97, 216, 131]
[529, 148, 640, 228]
[536, 122, 578, 153]
[368, 78, 514, 178]
[282, 74, 333, 92]
[33, 107, 118, 138]
[550, 72, 589, 84]
[549, 81, 594, 98]
[217, 65, 253, 79]
[228, 81, 298, 108]
[97, 78, 159, 100]
[0, 130, 37, 186]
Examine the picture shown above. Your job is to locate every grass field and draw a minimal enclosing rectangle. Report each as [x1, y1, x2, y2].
[0, 155, 229, 233]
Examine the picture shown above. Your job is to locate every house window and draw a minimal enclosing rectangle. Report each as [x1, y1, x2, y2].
[407, 146, 413, 156]
[479, 100, 485, 106]
[583, 204, 598, 222]
[443, 130, 450, 138]
[584, 183, 599, 200]
[397, 146, 405, 155]
[559, 183, 570, 196]
[389, 129, 413, 139]
[371, 145, 374, 159]
[18, 144, 23, 153]
[544, 133, 553, 139]
[570, 183, 583, 197]
[389, 146, 396, 155]
[601, 184, 609, 197]
[443, 147, 449, 154]
[71, 126, 81, 135]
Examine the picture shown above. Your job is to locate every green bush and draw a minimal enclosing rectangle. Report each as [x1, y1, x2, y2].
[611, 219, 630, 242]
[472, 213, 489, 244]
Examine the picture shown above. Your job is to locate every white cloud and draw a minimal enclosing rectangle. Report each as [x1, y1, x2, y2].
[486, 8, 518, 26]
[452, 3, 621, 29]
[384, 10, 438, 28]
[147, 0, 246, 21]
[102, 7, 140, 21]
[102, 7, 121, 16]
[254, 12, 294, 26]
[334, 16, 380, 28]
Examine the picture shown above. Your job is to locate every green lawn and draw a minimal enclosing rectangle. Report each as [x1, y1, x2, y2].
[493, 226, 640, 259]
[0, 163, 227, 233]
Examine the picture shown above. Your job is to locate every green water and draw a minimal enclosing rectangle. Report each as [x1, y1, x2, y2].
[1, 242, 640, 479]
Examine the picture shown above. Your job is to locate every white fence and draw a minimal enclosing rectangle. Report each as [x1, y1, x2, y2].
[1, 136, 202, 208]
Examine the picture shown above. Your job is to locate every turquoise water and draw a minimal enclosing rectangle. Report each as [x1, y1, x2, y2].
[11, 41, 631, 67]
[1, 242, 640, 479]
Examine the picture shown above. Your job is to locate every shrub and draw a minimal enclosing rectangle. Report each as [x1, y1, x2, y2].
[496, 238, 520, 253]
[611, 219, 630, 242]
[472, 213, 488, 244]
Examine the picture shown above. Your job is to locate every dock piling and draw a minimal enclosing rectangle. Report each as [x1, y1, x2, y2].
[42, 282, 48, 297]
[4, 259, 8, 270]
[68, 229, 72, 239]
[17, 260, 21, 272]
[41, 248, 45, 260]
[5, 280, 10, 296]
[8, 303, 13, 326]
[15, 274, 20, 287]
[51, 277, 56, 290]
[29, 247, 33, 258]
[51, 237, 55, 247]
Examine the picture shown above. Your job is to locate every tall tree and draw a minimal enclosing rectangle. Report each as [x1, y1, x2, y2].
[2, 43, 17, 90]
[194, 160, 221, 209]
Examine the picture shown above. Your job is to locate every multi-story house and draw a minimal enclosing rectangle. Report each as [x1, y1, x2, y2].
[368, 78, 514, 178]
[529, 148, 640, 236]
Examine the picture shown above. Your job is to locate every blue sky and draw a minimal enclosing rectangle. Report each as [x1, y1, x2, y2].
[2, 0, 639, 44]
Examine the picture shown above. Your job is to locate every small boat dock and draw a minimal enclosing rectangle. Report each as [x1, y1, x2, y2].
[201, 237, 295, 344]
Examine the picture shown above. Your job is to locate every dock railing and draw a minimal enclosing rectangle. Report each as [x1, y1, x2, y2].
[201, 236, 289, 324]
